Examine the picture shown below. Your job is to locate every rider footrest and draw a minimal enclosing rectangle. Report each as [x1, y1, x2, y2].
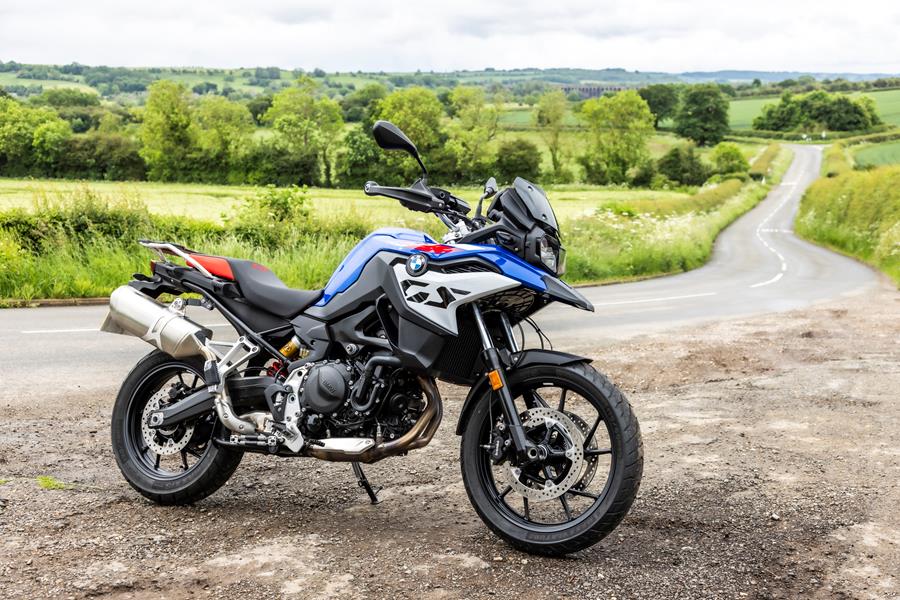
[352, 462, 382, 505]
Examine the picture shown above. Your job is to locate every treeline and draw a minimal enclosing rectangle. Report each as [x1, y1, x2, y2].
[1, 78, 744, 187]
[753, 91, 881, 132]
[726, 75, 900, 99]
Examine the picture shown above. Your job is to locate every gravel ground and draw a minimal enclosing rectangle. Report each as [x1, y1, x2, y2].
[1, 286, 898, 599]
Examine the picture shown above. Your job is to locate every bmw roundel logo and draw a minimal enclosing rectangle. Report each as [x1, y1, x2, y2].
[406, 253, 428, 276]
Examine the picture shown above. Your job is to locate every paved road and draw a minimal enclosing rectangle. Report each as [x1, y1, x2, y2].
[0, 145, 880, 396]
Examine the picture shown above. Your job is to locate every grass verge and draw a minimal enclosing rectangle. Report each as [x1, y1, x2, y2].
[796, 165, 900, 285]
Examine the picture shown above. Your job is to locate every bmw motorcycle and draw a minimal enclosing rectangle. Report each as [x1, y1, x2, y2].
[101, 120, 643, 555]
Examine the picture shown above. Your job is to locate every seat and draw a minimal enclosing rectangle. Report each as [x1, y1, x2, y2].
[189, 253, 321, 318]
[228, 259, 322, 318]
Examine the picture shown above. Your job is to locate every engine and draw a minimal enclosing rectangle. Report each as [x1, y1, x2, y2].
[286, 358, 425, 442]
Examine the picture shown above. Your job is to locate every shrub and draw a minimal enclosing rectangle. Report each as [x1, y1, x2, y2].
[657, 145, 710, 185]
[749, 144, 781, 181]
[710, 142, 750, 175]
[796, 165, 900, 284]
[494, 138, 541, 184]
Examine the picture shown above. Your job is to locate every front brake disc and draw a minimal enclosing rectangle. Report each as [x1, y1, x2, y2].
[505, 407, 586, 502]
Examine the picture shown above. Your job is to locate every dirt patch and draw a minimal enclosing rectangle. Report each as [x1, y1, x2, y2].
[1, 288, 898, 599]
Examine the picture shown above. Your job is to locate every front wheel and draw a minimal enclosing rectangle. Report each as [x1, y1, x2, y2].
[460, 362, 642, 556]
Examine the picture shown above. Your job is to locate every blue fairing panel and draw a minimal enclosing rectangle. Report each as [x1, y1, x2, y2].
[314, 227, 549, 306]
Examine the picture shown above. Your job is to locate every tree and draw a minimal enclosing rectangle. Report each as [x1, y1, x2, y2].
[0, 97, 70, 175]
[32, 119, 72, 169]
[495, 138, 541, 184]
[375, 87, 445, 180]
[675, 84, 729, 145]
[710, 142, 749, 175]
[246, 94, 273, 125]
[30, 88, 100, 107]
[263, 78, 344, 186]
[578, 90, 655, 184]
[534, 90, 568, 179]
[445, 87, 500, 183]
[657, 145, 710, 185]
[138, 81, 196, 180]
[193, 96, 254, 180]
[638, 84, 679, 127]
[340, 83, 387, 125]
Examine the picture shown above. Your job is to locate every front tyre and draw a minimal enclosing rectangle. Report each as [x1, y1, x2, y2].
[111, 350, 243, 505]
[460, 362, 642, 556]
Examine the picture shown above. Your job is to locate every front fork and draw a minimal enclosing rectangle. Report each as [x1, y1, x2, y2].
[471, 304, 539, 464]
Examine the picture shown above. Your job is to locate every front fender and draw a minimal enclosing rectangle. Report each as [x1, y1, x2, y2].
[454, 349, 591, 435]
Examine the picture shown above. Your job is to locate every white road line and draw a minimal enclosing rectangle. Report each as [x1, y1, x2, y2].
[748, 178, 798, 288]
[592, 291, 717, 307]
[21, 327, 99, 334]
[21, 323, 232, 334]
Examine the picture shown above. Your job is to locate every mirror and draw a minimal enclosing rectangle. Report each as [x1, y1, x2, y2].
[372, 120, 427, 178]
[484, 177, 498, 198]
[373, 120, 418, 155]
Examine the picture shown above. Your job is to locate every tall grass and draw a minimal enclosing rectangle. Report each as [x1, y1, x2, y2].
[796, 165, 900, 284]
[0, 156, 789, 301]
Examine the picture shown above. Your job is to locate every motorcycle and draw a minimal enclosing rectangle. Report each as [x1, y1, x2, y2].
[101, 120, 643, 555]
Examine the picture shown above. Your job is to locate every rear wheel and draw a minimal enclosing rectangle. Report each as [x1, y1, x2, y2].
[460, 362, 642, 555]
[111, 351, 243, 504]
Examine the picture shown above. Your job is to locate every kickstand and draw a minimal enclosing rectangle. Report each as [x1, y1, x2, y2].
[351, 462, 382, 505]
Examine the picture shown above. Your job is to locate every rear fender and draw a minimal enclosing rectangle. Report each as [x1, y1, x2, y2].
[454, 349, 591, 435]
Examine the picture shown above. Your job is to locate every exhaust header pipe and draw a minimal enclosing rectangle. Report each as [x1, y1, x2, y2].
[100, 286, 209, 358]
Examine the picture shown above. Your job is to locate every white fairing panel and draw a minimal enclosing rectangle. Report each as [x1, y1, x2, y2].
[392, 264, 519, 334]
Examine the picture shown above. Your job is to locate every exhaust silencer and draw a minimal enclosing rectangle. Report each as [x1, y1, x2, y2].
[100, 286, 210, 358]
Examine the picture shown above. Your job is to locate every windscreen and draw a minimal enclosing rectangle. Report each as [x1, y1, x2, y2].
[514, 177, 559, 232]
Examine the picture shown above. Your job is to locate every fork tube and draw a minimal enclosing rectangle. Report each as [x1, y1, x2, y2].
[471, 305, 531, 459]
[499, 313, 519, 353]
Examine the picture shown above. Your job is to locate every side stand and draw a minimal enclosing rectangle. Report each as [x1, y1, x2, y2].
[351, 462, 382, 504]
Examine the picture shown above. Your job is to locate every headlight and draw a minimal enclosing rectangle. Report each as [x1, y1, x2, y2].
[538, 236, 565, 275]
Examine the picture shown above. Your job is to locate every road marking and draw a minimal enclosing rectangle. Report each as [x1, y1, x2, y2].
[22, 323, 232, 334]
[593, 291, 717, 307]
[21, 327, 99, 334]
[748, 178, 797, 288]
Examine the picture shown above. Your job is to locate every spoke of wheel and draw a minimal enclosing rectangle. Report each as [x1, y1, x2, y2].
[567, 488, 600, 500]
[191, 374, 199, 389]
[585, 448, 612, 457]
[139, 444, 149, 453]
[558, 388, 567, 412]
[177, 373, 187, 388]
[523, 497, 531, 521]
[586, 414, 602, 443]
[184, 446, 202, 459]
[181, 450, 189, 470]
[499, 485, 512, 500]
[154, 453, 161, 469]
[559, 494, 573, 520]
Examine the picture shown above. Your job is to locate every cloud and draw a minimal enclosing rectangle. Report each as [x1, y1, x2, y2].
[0, 0, 898, 73]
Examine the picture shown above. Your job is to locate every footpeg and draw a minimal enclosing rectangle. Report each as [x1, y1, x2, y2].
[352, 462, 382, 504]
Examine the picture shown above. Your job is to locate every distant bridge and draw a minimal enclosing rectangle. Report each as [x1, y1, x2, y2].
[558, 84, 628, 99]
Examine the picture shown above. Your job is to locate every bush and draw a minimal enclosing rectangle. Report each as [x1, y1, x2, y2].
[749, 144, 781, 181]
[796, 165, 900, 284]
[710, 142, 750, 175]
[494, 138, 541, 184]
[657, 145, 710, 185]
[753, 90, 882, 132]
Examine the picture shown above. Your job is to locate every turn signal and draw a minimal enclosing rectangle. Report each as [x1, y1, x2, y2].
[488, 370, 503, 390]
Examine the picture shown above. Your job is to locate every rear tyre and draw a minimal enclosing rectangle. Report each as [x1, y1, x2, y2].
[111, 350, 243, 505]
[460, 362, 642, 556]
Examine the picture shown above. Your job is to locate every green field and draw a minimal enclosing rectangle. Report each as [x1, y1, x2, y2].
[0, 178, 690, 225]
[853, 140, 900, 167]
[729, 88, 900, 130]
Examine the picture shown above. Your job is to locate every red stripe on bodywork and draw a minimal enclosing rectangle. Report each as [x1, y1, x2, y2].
[414, 244, 457, 255]
[190, 254, 234, 280]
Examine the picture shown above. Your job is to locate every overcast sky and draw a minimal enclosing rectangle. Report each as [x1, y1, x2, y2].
[1, 0, 898, 74]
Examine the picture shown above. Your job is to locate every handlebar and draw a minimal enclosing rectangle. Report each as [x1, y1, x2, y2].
[364, 181, 443, 213]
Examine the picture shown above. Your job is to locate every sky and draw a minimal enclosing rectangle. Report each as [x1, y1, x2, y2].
[1, 0, 899, 74]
